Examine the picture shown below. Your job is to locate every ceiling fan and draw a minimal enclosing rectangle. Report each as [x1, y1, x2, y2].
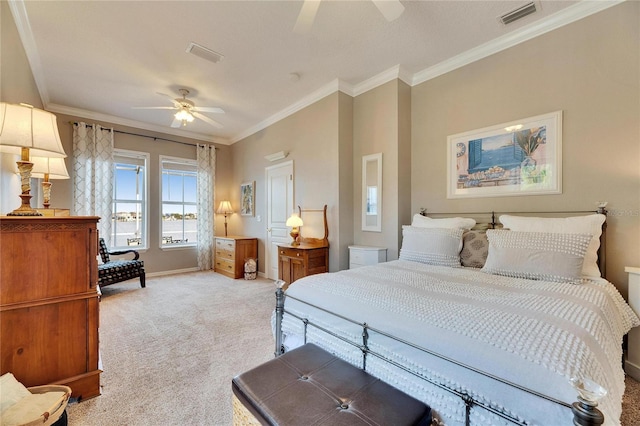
[294, 0, 405, 33]
[133, 89, 224, 129]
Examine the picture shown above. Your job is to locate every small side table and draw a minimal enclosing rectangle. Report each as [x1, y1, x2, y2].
[349, 245, 387, 269]
[626, 266, 640, 381]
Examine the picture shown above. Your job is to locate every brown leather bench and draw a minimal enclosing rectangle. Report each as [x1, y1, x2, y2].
[232, 343, 432, 425]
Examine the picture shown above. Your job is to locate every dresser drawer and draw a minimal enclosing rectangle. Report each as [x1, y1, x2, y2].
[215, 258, 235, 274]
[215, 248, 235, 261]
[279, 247, 303, 259]
[216, 238, 236, 251]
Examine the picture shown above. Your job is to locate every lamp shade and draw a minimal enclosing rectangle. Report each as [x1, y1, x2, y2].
[0, 103, 66, 158]
[286, 213, 304, 227]
[216, 200, 233, 214]
[30, 156, 70, 180]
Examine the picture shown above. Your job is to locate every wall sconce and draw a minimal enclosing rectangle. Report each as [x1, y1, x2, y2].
[0, 103, 67, 216]
[216, 200, 234, 236]
[286, 213, 304, 246]
[30, 156, 70, 208]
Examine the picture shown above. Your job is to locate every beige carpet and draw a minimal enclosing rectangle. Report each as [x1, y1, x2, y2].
[67, 271, 640, 425]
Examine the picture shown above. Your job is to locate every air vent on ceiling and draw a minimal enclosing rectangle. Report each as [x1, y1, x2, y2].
[186, 42, 224, 64]
[499, 2, 538, 25]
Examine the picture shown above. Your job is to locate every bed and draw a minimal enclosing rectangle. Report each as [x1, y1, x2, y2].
[273, 210, 640, 426]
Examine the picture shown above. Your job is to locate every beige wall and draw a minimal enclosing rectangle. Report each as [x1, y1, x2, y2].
[411, 1, 640, 296]
[230, 92, 349, 273]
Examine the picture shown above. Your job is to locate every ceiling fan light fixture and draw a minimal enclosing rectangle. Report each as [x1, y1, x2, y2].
[175, 109, 194, 123]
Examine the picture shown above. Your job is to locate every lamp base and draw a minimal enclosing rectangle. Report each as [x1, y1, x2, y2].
[290, 230, 300, 246]
[7, 194, 42, 216]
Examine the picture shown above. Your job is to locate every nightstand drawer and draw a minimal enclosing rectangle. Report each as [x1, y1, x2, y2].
[215, 258, 235, 274]
[215, 248, 235, 261]
[279, 247, 303, 259]
[216, 238, 236, 251]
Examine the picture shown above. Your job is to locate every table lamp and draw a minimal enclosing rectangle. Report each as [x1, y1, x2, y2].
[286, 213, 304, 246]
[216, 200, 233, 236]
[0, 103, 67, 216]
[30, 156, 70, 208]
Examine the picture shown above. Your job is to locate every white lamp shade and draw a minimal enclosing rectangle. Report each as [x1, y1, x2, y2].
[216, 200, 233, 214]
[0, 103, 66, 158]
[30, 156, 70, 180]
[286, 213, 304, 227]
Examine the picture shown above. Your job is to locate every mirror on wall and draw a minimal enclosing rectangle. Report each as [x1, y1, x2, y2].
[362, 153, 382, 232]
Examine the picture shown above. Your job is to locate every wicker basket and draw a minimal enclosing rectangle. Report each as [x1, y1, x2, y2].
[17, 385, 71, 426]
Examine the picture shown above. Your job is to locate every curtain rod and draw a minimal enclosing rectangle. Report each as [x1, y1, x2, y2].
[70, 121, 217, 149]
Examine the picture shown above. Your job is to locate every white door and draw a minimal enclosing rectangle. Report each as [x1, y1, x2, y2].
[266, 161, 294, 280]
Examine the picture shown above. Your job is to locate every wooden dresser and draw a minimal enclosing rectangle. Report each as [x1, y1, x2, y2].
[0, 216, 101, 400]
[278, 243, 329, 286]
[214, 236, 258, 279]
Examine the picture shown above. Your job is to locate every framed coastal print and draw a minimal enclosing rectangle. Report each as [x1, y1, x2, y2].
[240, 181, 255, 216]
[447, 111, 562, 199]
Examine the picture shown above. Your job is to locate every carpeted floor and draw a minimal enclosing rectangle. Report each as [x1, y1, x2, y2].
[67, 271, 640, 425]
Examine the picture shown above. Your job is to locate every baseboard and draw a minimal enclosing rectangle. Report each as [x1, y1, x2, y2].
[146, 267, 200, 278]
[625, 359, 640, 381]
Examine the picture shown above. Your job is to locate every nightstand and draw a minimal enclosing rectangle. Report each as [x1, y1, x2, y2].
[214, 236, 258, 279]
[278, 243, 328, 286]
[349, 245, 387, 269]
[626, 266, 640, 381]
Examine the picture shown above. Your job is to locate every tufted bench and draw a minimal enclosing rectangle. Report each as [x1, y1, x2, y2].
[232, 343, 432, 426]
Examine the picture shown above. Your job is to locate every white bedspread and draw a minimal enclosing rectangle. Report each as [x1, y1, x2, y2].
[280, 260, 640, 426]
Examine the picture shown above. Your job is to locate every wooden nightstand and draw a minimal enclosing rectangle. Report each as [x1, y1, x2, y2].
[214, 236, 258, 279]
[349, 245, 387, 269]
[278, 243, 328, 286]
[626, 266, 640, 381]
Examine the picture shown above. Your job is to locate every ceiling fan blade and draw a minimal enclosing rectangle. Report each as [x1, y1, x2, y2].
[132, 106, 176, 110]
[193, 106, 225, 114]
[193, 111, 223, 129]
[372, 0, 404, 21]
[293, 0, 321, 34]
[170, 118, 182, 128]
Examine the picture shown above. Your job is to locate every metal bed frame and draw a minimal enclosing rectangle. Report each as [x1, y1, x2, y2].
[274, 208, 609, 426]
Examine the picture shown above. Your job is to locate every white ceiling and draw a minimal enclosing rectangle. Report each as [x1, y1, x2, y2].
[10, 0, 619, 145]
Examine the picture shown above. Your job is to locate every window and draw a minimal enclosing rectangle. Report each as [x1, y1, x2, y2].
[160, 156, 197, 247]
[112, 150, 148, 249]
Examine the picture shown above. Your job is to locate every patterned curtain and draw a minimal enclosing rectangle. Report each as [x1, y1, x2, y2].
[73, 122, 114, 246]
[196, 145, 216, 270]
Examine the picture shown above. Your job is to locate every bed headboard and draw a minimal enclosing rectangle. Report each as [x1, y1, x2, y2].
[418, 207, 608, 278]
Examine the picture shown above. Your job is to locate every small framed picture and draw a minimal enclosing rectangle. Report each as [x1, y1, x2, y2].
[240, 181, 255, 216]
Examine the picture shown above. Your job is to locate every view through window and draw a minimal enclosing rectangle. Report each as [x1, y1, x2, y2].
[161, 156, 197, 247]
[112, 150, 148, 248]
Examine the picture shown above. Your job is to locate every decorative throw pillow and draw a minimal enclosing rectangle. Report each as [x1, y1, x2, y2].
[399, 226, 464, 268]
[481, 230, 592, 283]
[411, 214, 476, 230]
[460, 230, 489, 268]
[499, 214, 606, 279]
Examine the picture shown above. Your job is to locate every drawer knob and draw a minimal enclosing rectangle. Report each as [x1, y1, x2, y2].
[296, 253, 300, 257]
[280, 251, 284, 254]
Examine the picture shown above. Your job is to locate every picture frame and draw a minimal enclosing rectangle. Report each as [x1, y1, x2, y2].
[240, 181, 255, 216]
[447, 111, 562, 199]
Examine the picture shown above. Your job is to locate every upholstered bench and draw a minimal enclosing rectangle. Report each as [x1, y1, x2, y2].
[232, 343, 432, 426]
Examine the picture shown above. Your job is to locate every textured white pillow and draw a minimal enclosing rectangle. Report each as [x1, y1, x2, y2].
[399, 226, 464, 268]
[482, 230, 592, 283]
[411, 214, 476, 230]
[499, 214, 606, 279]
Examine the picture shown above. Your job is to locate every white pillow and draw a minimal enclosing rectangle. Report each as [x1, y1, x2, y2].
[411, 214, 476, 230]
[482, 230, 592, 283]
[499, 214, 606, 279]
[399, 226, 464, 268]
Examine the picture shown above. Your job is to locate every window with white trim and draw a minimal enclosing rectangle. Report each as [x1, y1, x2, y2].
[160, 156, 197, 247]
[112, 150, 148, 249]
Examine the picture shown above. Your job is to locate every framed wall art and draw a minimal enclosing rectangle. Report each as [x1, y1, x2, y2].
[447, 111, 562, 199]
[240, 181, 255, 216]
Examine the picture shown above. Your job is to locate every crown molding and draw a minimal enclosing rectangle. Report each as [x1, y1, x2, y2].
[352, 64, 413, 96]
[412, 0, 625, 85]
[46, 104, 227, 145]
[8, 0, 50, 105]
[230, 78, 354, 143]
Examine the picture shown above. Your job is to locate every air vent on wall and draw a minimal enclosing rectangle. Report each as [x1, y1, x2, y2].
[499, 2, 538, 25]
[186, 42, 224, 63]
